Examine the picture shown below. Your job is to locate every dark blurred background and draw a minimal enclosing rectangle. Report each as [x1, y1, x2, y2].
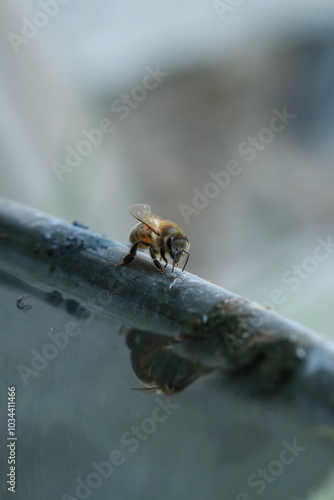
[1, 2, 334, 339]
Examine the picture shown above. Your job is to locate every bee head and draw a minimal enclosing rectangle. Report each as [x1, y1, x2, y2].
[166, 237, 190, 272]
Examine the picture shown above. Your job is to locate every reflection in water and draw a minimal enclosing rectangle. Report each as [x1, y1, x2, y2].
[124, 299, 306, 396]
[124, 328, 214, 394]
[46, 290, 93, 320]
[0, 269, 333, 500]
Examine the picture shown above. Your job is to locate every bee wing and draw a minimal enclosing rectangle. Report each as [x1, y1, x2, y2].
[129, 204, 161, 235]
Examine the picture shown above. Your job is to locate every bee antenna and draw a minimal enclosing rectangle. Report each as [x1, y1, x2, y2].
[181, 250, 190, 272]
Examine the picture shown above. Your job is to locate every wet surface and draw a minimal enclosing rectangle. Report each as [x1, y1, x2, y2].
[0, 267, 334, 500]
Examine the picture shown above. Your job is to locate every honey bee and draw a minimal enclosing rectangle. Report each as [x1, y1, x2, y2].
[116, 204, 190, 273]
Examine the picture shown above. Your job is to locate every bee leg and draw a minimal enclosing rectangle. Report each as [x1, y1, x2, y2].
[116, 241, 149, 267]
[149, 246, 164, 273]
[160, 248, 168, 268]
